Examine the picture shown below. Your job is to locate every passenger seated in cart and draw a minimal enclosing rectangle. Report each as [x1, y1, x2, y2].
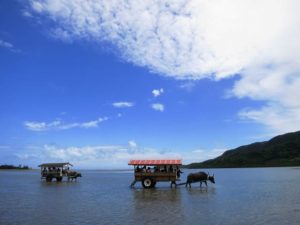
[135, 166, 141, 172]
[162, 165, 167, 172]
[146, 167, 152, 173]
[42, 167, 47, 175]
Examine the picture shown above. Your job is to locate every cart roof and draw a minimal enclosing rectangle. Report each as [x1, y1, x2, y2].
[128, 159, 182, 166]
[38, 162, 73, 167]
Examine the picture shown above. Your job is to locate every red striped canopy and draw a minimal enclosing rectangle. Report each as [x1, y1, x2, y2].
[128, 159, 182, 166]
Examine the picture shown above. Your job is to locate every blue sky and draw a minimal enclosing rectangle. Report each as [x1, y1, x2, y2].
[1, 1, 300, 168]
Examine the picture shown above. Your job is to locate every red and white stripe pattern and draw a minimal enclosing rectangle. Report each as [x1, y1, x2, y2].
[128, 159, 182, 166]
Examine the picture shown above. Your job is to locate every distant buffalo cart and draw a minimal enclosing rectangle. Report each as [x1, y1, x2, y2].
[39, 162, 82, 182]
[128, 159, 183, 188]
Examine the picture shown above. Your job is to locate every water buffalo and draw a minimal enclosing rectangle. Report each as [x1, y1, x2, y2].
[67, 171, 82, 181]
[185, 172, 215, 188]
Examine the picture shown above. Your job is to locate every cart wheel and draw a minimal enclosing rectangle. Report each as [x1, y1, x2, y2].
[46, 176, 53, 182]
[142, 177, 154, 189]
[56, 177, 63, 182]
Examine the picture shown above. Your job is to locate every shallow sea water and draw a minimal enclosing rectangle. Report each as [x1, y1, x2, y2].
[1, 168, 300, 225]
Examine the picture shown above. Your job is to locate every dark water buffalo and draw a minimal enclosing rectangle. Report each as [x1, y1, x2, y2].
[185, 172, 215, 188]
[67, 171, 82, 181]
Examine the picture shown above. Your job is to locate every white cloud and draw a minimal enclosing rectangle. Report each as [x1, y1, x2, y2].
[179, 82, 197, 92]
[0, 39, 14, 49]
[16, 143, 227, 168]
[27, 0, 300, 133]
[51, 27, 73, 42]
[81, 117, 108, 128]
[22, 10, 33, 18]
[0, 39, 21, 53]
[24, 117, 108, 131]
[152, 88, 164, 97]
[151, 103, 164, 112]
[27, 0, 300, 79]
[24, 121, 48, 131]
[233, 64, 300, 134]
[112, 102, 134, 108]
[239, 104, 300, 134]
[128, 140, 137, 148]
[17, 143, 181, 168]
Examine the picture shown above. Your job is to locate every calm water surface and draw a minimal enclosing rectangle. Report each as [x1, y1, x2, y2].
[1, 168, 300, 225]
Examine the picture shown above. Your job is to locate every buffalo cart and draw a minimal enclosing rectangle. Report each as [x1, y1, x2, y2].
[128, 159, 182, 188]
[39, 162, 81, 182]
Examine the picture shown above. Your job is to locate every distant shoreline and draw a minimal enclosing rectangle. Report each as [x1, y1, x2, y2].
[0, 165, 31, 170]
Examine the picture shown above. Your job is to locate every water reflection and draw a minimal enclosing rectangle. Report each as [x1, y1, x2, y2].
[130, 188, 184, 225]
[186, 186, 216, 195]
[40, 180, 80, 187]
[133, 188, 181, 201]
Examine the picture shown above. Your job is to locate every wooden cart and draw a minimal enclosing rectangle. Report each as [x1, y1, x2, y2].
[39, 162, 81, 182]
[128, 159, 182, 188]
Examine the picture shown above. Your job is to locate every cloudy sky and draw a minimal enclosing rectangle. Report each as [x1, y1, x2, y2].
[1, 0, 300, 168]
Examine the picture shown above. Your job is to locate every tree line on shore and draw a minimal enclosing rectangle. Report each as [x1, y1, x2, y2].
[0, 164, 31, 170]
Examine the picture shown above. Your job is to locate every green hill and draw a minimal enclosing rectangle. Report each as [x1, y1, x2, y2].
[186, 131, 300, 168]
